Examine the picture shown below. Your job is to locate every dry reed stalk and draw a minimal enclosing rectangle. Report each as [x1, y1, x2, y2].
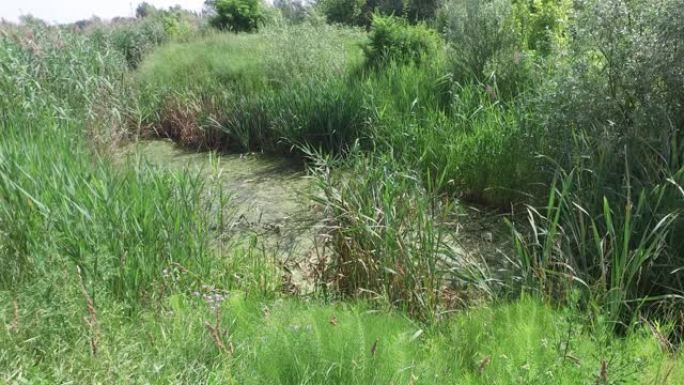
[595, 360, 608, 385]
[9, 299, 19, 333]
[478, 355, 491, 374]
[205, 307, 233, 355]
[77, 266, 98, 357]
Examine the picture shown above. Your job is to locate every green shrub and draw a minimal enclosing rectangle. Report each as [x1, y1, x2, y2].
[106, 7, 198, 68]
[363, 15, 441, 67]
[135, 2, 158, 18]
[273, 0, 314, 24]
[317, 0, 367, 26]
[370, 76, 542, 206]
[438, 0, 565, 99]
[511, 0, 573, 54]
[109, 18, 167, 67]
[438, 0, 517, 82]
[510, 0, 684, 330]
[208, 0, 265, 32]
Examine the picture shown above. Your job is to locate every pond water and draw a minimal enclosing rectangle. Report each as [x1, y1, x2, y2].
[117, 140, 320, 261]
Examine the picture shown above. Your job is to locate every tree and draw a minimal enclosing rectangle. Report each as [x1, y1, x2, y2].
[135, 2, 158, 18]
[206, 0, 265, 32]
[274, 0, 310, 24]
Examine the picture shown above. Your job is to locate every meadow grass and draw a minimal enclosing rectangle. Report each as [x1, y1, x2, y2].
[3, 292, 682, 384]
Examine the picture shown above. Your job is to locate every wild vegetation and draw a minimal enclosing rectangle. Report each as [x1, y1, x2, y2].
[1, 0, 684, 383]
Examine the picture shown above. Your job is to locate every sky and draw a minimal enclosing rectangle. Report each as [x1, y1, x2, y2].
[0, 0, 206, 24]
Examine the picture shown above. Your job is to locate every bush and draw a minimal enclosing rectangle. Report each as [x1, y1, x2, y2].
[438, 0, 569, 99]
[107, 7, 198, 68]
[317, 0, 440, 26]
[317, 0, 367, 26]
[362, 15, 441, 67]
[135, 2, 157, 18]
[208, 0, 265, 32]
[511, 0, 684, 330]
[511, 0, 572, 54]
[438, 0, 516, 82]
[109, 18, 167, 68]
[369, 74, 542, 206]
[273, 0, 313, 24]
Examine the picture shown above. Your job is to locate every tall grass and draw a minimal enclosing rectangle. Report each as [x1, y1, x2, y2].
[510, 168, 683, 325]
[0, 25, 230, 305]
[134, 24, 367, 153]
[0, 21, 279, 383]
[128, 0, 684, 332]
[5, 2, 684, 382]
[308, 150, 493, 320]
[133, 17, 538, 206]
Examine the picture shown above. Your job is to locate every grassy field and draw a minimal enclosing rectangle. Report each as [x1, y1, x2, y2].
[1, 0, 684, 383]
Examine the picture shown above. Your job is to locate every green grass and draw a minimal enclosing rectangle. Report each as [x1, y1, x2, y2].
[3, 293, 682, 384]
[0, 29, 226, 305]
[308, 149, 493, 320]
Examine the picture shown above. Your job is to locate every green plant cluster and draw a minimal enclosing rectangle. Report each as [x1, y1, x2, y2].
[90, 5, 199, 68]
[363, 15, 441, 67]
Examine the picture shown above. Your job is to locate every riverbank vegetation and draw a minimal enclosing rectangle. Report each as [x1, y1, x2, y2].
[1, 0, 683, 383]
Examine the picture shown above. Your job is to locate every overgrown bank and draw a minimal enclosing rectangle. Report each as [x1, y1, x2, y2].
[135, 0, 684, 330]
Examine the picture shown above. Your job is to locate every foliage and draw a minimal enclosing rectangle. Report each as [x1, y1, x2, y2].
[308, 151, 492, 319]
[4, 3, 684, 382]
[317, 0, 440, 27]
[317, 0, 368, 26]
[363, 15, 442, 67]
[207, 0, 265, 32]
[106, 7, 198, 68]
[511, 0, 573, 54]
[0, 25, 227, 305]
[109, 20, 166, 67]
[3, 287, 681, 384]
[438, 0, 525, 99]
[135, 2, 158, 18]
[437, 0, 570, 99]
[510, 0, 684, 329]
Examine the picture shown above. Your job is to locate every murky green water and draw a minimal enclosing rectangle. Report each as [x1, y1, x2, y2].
[118, 140, 319, 260]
